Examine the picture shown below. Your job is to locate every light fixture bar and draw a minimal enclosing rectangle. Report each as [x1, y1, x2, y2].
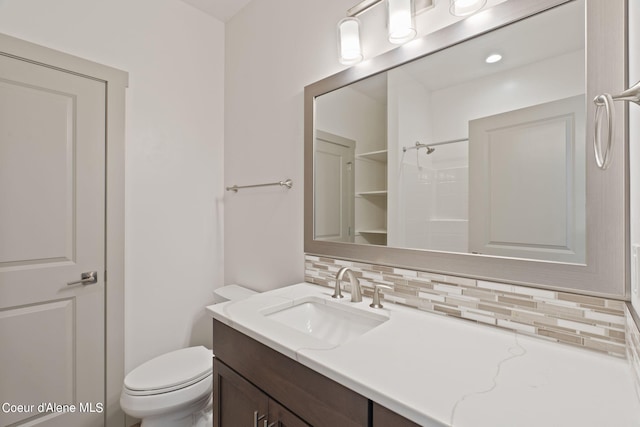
[347, 0, 383, 17]
[347, 0, 433, 17]
[414, 0, 435, 15]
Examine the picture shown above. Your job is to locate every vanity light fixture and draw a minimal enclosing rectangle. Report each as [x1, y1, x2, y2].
[338, 0, 485, 64]
[485, 53, 502, 63]
[450, 0, 487, 16]
[338, 0, 425, 64]
[387, 0, 417, 44]
[338, 17, 364, 65]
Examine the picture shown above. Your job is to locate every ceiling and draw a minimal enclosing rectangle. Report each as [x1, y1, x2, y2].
[185, 0, 435, 23]
[180, 0, 253, 22]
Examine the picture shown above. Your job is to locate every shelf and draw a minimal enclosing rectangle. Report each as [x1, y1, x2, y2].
[357, 150, 388, 162]
[357, 190, 388, 197]
[357, 229, 388, 235]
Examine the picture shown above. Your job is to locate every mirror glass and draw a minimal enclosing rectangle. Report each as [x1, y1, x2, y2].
[314, 0, 586, 264]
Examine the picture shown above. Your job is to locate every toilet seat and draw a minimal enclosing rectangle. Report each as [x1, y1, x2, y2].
[120, 373, 212, 420]
[124, 346, 212, 396]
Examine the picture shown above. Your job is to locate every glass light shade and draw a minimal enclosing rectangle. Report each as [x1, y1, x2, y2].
[449, 0, 487, 16]
[387, 0, 416, 44]
[338, 17, 363, 65]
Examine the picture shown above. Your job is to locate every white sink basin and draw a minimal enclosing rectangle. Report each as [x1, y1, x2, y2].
[264, 297, 387, 346]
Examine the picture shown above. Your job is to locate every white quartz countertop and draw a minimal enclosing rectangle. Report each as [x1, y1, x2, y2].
[206, 283, 640, 426]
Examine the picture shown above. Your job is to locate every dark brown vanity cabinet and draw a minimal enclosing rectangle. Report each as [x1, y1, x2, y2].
[214, 359, 308, 427]
[372, 402, 421, 427]
[212, 319, 368, 427]
[212, 319, 418, 427]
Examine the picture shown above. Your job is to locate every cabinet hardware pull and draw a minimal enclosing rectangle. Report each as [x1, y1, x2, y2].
[266, 421, 277, 427]
[253, 410, 266, 427]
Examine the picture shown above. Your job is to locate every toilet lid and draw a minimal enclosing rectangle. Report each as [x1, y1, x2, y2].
[124, 346, 212, 394]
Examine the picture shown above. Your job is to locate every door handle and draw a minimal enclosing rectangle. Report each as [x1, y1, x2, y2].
[67, 271, 98, 286]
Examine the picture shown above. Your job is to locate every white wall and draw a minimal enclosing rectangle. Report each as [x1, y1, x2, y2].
[224, 0, 507, 291]
[315, 87, 386, 155]
[429, 51, 585, 142]
[0, 0, 225, 372]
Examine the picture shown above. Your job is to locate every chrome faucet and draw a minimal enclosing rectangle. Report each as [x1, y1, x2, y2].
[332, 267, 362, 302]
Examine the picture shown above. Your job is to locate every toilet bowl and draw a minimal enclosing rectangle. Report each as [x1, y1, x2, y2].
[120, 346, 213, 427]
[120, 285, 256, 427]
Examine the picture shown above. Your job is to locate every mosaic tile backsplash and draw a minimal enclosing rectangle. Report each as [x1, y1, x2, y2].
[305, 255, 627, 357]
[626, 305, 640, 398]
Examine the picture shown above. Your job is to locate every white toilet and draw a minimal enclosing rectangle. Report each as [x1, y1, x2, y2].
[120, 285, 256, 427]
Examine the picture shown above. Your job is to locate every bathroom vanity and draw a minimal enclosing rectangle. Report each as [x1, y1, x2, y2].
[210, 287, 423, 426]
[213, 320, 416, 426]
[207, 283, 640, 427]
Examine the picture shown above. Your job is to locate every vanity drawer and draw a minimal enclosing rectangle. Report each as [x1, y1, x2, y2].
[212, 319, 369, 427]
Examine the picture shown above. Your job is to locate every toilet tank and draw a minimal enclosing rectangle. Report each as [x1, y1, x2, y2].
[212, 285, 256, 303]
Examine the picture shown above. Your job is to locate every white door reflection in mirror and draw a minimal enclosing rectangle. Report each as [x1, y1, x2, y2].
[314, 131, 355, 243]
[469, 95, 585, 263]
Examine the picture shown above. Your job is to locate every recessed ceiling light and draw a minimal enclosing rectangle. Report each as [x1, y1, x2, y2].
[485, 53, 502, 64]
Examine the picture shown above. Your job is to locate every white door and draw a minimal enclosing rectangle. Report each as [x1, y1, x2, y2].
[0, 53, 106, 426]
[468, 95, 585, 263]
[314, 131, 355, 243]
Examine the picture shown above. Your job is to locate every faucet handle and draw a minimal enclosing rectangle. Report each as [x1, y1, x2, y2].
[369, 284, 393, 309]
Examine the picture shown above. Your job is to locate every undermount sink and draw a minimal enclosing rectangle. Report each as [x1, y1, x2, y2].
[264, 297, 388, 346]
